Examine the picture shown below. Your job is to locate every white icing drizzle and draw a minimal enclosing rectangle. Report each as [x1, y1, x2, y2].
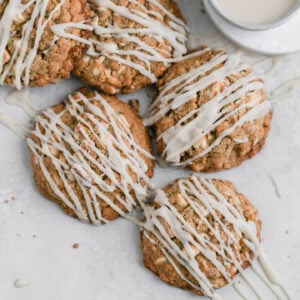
[233, 282, 248, 300]
[27, 91, 153, 224]
[144, 49, 271, 166]
[252, 57, 282, 78]
[156, 156, 170, 169]
[0, 0, 92, 89]
[270, 77, 300, 103]
[251, 54, 300, 105]
[0, 113, 30, 139]
[14, 278, 28, 288]
[0, 0, 67, 89]
[251, 54, 300, 80]
[51, 22, 94, 45]
[142, 176, 291, 299]
[5, 89, 39, 118]
[244, 55, 300, 104]
[232, 137, 249, 144]
[83, 0, 188, 82]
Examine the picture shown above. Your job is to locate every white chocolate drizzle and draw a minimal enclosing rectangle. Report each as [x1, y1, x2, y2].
[83, 0, 188, 82]
[0, 0, 66, 89]
[0, 113, 30, 139]
[27, 91, 153, 224]
[270, 76, 300, 103]
[144, 49, 271, 166]
[252, 56, 283, 79]
[142, 176, 291, 299]
[51, 22, 94, 46]
[243, 54, 300, 104]
[14, 278, 29, 288]
[0, 0, 91, 89]
[5, 88, 39, 118]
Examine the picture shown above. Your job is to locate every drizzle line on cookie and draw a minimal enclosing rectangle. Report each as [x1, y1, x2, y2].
[27, 91, 153, 224]
[142, 176, 291, 299]
[144, 49, 271, 166]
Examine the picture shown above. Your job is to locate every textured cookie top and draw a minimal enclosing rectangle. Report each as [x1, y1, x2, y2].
[141, 176, 261, 297]
[27, 89, 155, 224]
[0, 0, 89, 89]
[73, 0, 188, 94]
[144, 48, 272, 172]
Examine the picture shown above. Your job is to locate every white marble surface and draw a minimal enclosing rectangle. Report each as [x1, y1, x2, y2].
[0, 1, 300, 299]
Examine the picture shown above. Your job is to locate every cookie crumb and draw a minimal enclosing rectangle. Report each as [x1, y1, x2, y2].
[4, 200, 9, 204]
[14, 279, 28, 288]
[11, 196, 16, 200]
[72, 243, 80, 249]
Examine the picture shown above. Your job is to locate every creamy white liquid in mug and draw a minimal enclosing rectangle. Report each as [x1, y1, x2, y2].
[214, 0, 298, 25]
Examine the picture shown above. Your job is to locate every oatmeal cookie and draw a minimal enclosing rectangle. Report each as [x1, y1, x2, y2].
[144, 48, 272, 172]
[73, 0, 187, 94]
[141, 176, 261, 297]
[0, 0, 90, 89]
[27, 88, 155, 224]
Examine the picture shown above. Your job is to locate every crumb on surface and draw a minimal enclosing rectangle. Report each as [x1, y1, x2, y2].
[72, 243, 80, 249]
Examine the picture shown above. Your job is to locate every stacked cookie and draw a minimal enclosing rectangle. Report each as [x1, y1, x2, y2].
[1, 1, 279, 299]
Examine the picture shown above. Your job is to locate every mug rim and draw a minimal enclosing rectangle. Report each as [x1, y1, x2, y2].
[209, 0, 300, 31]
